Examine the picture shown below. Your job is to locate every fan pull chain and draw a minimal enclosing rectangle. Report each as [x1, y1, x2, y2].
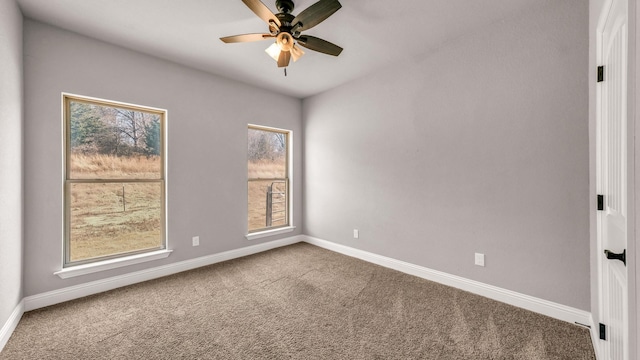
[284, 68, 287, 77]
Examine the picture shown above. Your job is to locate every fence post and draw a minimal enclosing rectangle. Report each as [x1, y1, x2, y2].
[266, 184, 273, 227]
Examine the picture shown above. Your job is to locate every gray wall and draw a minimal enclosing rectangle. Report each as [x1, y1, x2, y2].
[23, 20, 302, 296]
[0, 0, 24, 331]
[303, 0, 590, 310]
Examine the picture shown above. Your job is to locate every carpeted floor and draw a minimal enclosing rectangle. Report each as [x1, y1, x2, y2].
[1, 243, 595, 359]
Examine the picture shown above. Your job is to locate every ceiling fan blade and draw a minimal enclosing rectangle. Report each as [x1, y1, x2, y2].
[277, 50, 291, 68]
[297, 36, 343, 56]
[292, 0, 341, 31]
[291, 44, 305, 62]
[241, 0, 281, 27]
[220, 33, 274, 43]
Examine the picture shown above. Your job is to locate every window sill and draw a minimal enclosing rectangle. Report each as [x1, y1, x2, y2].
[54, 249, 173, 279]
[245, 226, 296, 241]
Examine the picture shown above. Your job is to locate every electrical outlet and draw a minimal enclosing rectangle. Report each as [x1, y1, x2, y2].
[192, 236, 200, 247]
[475, 253, 485, 267]
[353, 229, 359, 239]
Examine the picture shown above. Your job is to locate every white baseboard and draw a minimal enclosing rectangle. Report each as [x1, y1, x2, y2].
[24, 235, 302, 312]
[302, 235, 592, 326]
[0, 300, 24, 353]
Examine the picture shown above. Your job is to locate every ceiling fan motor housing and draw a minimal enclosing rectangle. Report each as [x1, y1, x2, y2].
[275, 12, 295, 32]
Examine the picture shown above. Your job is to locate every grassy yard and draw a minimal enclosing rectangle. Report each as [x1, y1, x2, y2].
[68, 154, 163, 262]
[68, 155, 287, 261]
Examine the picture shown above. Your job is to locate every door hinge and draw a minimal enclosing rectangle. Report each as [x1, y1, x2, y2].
[598, 66, 604, 82]
[599, 323, 607, 340]
[605, 249, 626, 266]
[597, 195, 604, 211]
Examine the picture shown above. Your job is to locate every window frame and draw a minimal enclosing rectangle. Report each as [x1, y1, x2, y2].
[247, 124, 292, 235]
[62, 93, 167, 268]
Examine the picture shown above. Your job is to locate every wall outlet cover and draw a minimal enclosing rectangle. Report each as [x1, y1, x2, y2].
[475, 253, 485, 267]
[192, 236, 200, 246]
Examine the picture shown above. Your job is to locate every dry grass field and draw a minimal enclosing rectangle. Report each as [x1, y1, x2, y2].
[247, 159, 286, 179]
[248, 160, 288, 232]
[70, 153, 161, 179]
[68, 154, 163, 262]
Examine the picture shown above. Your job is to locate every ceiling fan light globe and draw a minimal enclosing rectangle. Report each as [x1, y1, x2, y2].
[265, 42, 282, 61]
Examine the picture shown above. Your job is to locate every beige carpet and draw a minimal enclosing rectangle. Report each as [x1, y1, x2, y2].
[1, 243, 595, 359]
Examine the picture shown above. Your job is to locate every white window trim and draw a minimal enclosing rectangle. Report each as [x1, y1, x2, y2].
[54, 249, 173, 279]
[245, 226, 296, 241]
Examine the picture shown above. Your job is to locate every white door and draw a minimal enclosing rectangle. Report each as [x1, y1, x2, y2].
[597, 0, 628, 358]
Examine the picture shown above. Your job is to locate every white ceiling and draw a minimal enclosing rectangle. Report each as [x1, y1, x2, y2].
[16, 0, 542, 99]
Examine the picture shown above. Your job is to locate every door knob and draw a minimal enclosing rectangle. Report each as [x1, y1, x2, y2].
[604, 249, 626, 266]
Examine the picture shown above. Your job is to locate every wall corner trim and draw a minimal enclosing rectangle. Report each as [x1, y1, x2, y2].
[0, 300, 24, 353]
[302, 235, 592, 326]
[23, 235, 303, 312]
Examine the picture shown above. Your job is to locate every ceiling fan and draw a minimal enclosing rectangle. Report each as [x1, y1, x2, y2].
[221, 0, 343, 68]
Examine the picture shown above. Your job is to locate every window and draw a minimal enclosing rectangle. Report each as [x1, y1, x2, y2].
[248, 125, 290, 233]
[63, 94, 166, 267]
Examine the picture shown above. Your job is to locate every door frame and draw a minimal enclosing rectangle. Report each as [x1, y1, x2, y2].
[590, 0, 637, 358]
[596, 1, 631, 358]
[631, 0, 638, 358]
